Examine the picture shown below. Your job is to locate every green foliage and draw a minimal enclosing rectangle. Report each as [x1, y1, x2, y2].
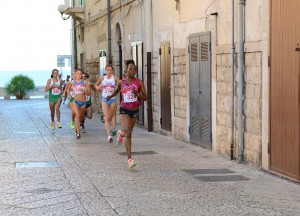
[6, 75, 35, 99]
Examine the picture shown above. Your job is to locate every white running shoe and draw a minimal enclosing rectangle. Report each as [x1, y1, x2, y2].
[108, 136, 113, 143]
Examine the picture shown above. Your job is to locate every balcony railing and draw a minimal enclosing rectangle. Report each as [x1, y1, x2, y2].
[64, 0, 84, 8]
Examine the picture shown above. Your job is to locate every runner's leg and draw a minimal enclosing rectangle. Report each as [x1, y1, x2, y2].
[49, 101, 55, 123]
[86, 106, 92, 119]
[120, 114, 136, 160]
[102, 101, 113, 139]
[55, 98, 62, 123]
[73, 103, 81, 134]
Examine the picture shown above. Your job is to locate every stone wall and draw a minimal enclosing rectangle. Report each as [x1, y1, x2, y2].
[151, 48, 188, 141]
[216, 53, 237, 156]
[216, 51, 262, 166]
[173, 48, 187, 141]
[243, 52, 262, 165]
[86, 58, 100, 113]
[152, 51, 160, 132]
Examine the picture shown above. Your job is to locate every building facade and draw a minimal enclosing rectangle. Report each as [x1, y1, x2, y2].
[60, 0, 300, 182]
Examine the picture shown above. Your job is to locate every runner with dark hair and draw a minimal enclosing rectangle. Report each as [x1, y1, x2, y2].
[107, 62, 147, 169]
[45, 69, 63, 130]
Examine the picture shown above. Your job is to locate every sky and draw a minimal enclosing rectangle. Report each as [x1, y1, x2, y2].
[0, 0, 71, 71]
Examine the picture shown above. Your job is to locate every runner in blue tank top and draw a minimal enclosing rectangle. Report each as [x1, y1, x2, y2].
[67, 69, 90, 139]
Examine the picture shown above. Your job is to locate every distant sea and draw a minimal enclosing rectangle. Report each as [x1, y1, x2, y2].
[0, 70, 71, 87]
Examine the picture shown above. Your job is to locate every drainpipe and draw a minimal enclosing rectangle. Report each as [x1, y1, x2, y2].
[73, 19, 78, 69]
[145, 0, 153, 132]
[230, 0, 235, 160]
[107, 0, 112, 64]
[238, 0, 245, 163]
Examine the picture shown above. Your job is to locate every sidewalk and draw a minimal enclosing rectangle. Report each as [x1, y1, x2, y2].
[0, 99, 299, 216]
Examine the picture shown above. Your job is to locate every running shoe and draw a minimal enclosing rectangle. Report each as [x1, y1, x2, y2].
[81, 124, 86, 133]
[51, 122, 55, 130]
[70, 121, 75, 129]
[101, 115, 105, 123]
[108, 136, 113, 143]
[117, 130, 123, 145]
[57, 122, 62, 128]
[111, 130, 117, 136]
[76, 133, 81, 139]
[128, 158, 136, 169]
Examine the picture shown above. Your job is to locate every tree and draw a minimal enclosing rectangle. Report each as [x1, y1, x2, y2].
[6, 75, 35, 99]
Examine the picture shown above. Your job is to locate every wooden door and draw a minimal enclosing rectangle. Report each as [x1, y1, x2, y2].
[160, 43, 172, 131]
[270, 0, 300, 181]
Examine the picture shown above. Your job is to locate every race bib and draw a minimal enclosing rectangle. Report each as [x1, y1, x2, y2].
[123, 89, 137, 103]
[102, 85, 114, 97]
[52, 86, 61, 95]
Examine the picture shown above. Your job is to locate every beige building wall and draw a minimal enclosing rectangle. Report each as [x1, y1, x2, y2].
[82, 0, 146, 112]
[71, 0, 270, 168]
[151, 0, 268, 167]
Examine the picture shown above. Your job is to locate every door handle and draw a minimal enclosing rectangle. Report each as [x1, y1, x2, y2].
[295, 47, 300, 51]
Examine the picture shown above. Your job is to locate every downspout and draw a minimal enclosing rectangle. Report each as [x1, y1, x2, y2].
[230, 0, 235, 160]
[107, 0, 112, 64]
[238, 0, 245, 163]
[73, 19, 78, 69]
[145, 0, 153, 132]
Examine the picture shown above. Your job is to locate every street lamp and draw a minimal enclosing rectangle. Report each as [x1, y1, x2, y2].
[58, 4, 71, 20]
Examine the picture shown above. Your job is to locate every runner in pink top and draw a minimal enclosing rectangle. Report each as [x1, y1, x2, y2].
[107, 62, 147, 169]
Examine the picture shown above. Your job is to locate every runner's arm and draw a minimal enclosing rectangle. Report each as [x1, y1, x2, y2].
[45, 79, 52, 92]
[134, 81, 147, 101]
[90, 83, 98, 98]
[84, 80, 91, 95]
[67, 81, 72, 99]
[95, 77, 103, 91]
[62, 82, 69, 97]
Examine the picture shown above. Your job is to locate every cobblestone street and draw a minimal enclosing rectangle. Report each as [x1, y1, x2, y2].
[0, 99, 299, 216]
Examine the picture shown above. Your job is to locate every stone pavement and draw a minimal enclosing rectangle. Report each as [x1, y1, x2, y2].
[0, 99, 299, 216]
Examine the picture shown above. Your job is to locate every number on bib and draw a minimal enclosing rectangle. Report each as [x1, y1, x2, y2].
[102, 85, 114, 97]
[123, 89, 137, 103]
[52, 87, 61, 95]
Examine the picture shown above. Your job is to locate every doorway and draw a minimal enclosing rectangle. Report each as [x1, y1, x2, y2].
[189, 32, 212, 149]
[270, 0, 300, 181]
[160, 42, 172, 131]
[132, 41, 144, 125]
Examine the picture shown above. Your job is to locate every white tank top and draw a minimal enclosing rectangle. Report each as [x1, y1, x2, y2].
[102, 75, 116, 98]
[50, 78, 61, 95]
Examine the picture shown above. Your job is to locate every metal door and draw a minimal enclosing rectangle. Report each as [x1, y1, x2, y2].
[270, 0, 300, 181]
[189, 32, 212, 148]
[132, 41, 144, 125]
[160, 43, 172, 131]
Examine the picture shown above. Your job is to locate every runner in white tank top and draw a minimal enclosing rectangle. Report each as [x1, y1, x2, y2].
[95, 64, 120, 143]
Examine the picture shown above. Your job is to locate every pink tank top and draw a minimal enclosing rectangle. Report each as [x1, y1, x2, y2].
[121, 78, 142, 109]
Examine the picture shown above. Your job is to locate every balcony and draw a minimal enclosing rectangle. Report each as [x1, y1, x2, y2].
[60, 0, 85, 22]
